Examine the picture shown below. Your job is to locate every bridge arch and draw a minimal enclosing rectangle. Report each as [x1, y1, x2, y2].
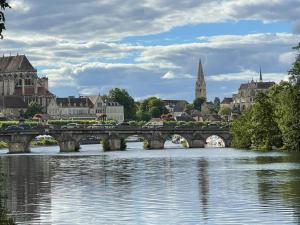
[163, 133, 191, 149]
[203, 133, 232, 148]
[205, 135, 226, 148]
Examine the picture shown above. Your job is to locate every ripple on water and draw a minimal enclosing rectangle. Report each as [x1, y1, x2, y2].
[0, 143, 300, 224]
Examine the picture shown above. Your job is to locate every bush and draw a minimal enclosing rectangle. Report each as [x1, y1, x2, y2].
[143, 140, 150, 149]
[120, 138, 127, 150]
[31, 139, 58, 146]
[102, 138, 110, 151]
[0, 141, 8, 149]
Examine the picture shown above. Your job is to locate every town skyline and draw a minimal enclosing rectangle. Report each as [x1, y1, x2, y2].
[0, 1, 299, 102]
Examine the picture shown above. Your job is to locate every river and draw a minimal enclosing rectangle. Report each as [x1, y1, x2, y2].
[0, 142, 300, 225]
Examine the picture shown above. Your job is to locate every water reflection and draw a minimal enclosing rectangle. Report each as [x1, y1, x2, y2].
[197, 159, 209, 220]
[256, 154, 300, 224]
[0, 147, 300, 224]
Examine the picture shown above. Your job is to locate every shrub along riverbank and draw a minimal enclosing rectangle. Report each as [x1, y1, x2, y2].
[231, 43, 300, 151]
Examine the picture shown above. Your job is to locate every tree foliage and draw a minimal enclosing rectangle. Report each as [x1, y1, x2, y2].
[250, 92, 281, 150]
[231, 108, 252, 149]
[24, 101, 43, 119]
[193, 97, 206, 111]
[288, 43, 300, 85]
[0, 0, 11, 39]
[138, 97, 168, 119]
[108, 88, 136, 120]
[231, 43, 300, 151]
[219, 106, 232, 116]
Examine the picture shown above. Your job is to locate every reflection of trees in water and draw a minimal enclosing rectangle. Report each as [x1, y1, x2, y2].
[256, 154, 300, 223]
[0, 159, 16, 225]
[0, 156, 52, 224]
[197, 159, 209, 220]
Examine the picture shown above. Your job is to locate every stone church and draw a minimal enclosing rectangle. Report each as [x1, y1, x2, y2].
[0, 55, 54, 116]
[195, 59, 207, 99]
[232, 69, 275, 111]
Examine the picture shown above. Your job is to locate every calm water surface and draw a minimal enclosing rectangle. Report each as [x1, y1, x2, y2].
[1, 142, 300, 225]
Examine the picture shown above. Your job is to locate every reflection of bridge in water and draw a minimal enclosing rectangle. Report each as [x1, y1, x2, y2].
[0, 126, 232, 153]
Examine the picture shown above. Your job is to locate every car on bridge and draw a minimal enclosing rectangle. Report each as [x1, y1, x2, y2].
[18, 124, 32, 130]
[61, 123, 81, 129]
[88, 124, 115, 129]
[5, 125, 24, 131]
[33, 124, 54, 130]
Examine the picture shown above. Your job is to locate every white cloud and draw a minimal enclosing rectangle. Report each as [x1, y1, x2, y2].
[208, 70, 289, 83]
[161, 71, 193, 79]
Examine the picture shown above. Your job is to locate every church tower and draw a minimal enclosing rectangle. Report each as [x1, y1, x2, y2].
[195, 59, 207, 100]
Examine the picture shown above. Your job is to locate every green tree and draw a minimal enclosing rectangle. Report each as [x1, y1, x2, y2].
[108, 88, 136, 120]
[231, 108, 253, 149]
[139, 97, 168, 119]
[193, 97, 206, 111]
[269, 82, 300, 151]
[24, 101, 43, 118]
[219, 106, 232, 116]
[213, 97, 221, 112]
[0, 0, 11, 39]
[288, 43, 300, 85]
[250, 92, 281, 150]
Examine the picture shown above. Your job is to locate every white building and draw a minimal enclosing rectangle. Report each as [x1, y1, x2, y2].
[47, 95, 124, 122]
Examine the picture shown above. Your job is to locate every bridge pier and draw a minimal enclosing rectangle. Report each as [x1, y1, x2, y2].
[108, 138, 121, 151]
[8, 141, 31, 154]
[189, 139, 205, 148]
[59, 140, 80, 152]
[147, 140, 164, 150]
[7, 135, 31, 154]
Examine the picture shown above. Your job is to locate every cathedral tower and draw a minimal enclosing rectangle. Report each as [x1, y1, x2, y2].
[195, 59, 207, 100]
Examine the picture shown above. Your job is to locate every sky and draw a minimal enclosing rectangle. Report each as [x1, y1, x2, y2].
[1, 0, 300, 102]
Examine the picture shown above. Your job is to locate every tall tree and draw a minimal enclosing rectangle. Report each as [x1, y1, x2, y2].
[250, 92, 281, 150]
[193, 97, 206, 111]
[288, 43, 300, 85]
[0, 0, 11, 39]
[231, 108, 253, 149]
[108, 88, 136, 120]
[269, 81, 300, 151]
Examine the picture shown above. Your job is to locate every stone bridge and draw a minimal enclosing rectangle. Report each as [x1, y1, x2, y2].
[0, 126, 232, 153]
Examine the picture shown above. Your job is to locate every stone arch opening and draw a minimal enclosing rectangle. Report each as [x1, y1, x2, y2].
[76, 134, 106, 152]
[123, 135, 145, 150]
[29, 134, 60, 153]
[164, 134, 190, 149]
[205, 135, 225, 148]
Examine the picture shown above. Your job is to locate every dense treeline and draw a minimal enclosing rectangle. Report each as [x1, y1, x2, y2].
[231, 43, 300, 151]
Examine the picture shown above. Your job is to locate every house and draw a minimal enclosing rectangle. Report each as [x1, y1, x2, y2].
[0, 96, 27, 118]
[47, 95, 124, 122]
[47, 96, 94, 119]
[220, 97, 233, 109]
[163, 100, 188, 117]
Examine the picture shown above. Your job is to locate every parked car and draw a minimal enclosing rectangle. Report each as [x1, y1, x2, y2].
[5, 125, 24, 131]
[87, 124, 105, 129]
[116, 122, 130, 126]
[88, 124, 115, 129]
[18, 124, 32, 130]
[33, 124, 54, 130]
[61, 123, 80, 129]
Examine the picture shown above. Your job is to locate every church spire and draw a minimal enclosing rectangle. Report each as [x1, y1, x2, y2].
[259, 67, 263, 82]
[195, 59, 207, 100]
